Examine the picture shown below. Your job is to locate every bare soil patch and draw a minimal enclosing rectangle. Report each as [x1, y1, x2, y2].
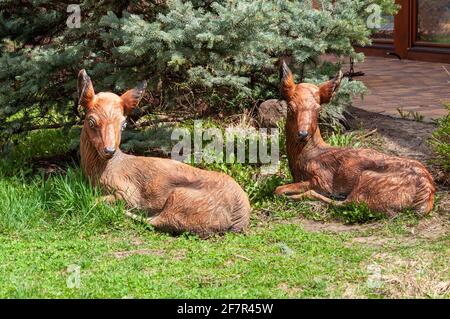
[348, 106, 435, 163]
[295, 218, 375, 233]
[111, 248, 187, 260]
[350, 236, 398, 247]
[112, 248, 166, 259]
[278, 282, 303, 297]
[412, 215, 449, 240]
[368, 251, 450, 298]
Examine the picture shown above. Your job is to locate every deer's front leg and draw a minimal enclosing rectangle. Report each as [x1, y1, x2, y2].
[96, 194, 116, 205]
[96, 191, 126, 205]
[288, 190, 345, 206]
[275, 181, 311, 196]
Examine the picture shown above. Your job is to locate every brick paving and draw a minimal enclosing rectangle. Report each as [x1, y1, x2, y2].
[348, 56, 450, 122]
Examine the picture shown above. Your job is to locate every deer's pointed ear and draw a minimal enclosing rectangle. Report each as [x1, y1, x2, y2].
[280, 60, 296, 100]
[120, 81, 147, 115]
[77, 69, 95, 110]
[319, 70, 343, 104]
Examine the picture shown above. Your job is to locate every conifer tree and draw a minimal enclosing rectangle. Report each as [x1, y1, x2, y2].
[0, 0, 397, 144]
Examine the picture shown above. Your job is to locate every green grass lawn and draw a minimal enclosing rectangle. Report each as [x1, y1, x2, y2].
[0, 219, 370, 298]
[0, 127, 448, 298]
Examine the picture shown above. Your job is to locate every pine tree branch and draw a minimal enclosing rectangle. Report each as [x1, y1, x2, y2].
[5, 122, 79, 135]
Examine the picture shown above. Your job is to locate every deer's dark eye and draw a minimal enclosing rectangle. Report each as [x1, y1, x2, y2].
[121, 121, 127, 131]
[88, 118, 96, 128]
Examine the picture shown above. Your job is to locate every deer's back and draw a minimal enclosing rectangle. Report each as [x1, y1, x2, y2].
[101, 154, 250, 227]
[294, 147, 434, 197]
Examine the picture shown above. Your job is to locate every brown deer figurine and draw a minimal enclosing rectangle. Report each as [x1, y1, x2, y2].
[275, 61, 436, 217]
[77, 70, 251, 236]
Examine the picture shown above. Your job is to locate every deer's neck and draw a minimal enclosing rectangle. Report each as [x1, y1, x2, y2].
[302, 127, 328, 155]
[287, 125, 329, 180]
[80, 128, 108, 183]
[287, 125, 328, 156]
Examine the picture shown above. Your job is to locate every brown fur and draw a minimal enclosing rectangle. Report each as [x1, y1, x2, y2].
[77, 70, 250, 237]
[275, 62, 436, 217]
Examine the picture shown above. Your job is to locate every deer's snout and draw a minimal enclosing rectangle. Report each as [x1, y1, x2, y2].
[103, 147, 116, 157]
[298, 130, 309, 140]
[100, 123, 118, 158]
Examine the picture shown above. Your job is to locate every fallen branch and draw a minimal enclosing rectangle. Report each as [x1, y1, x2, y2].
[443, 66, 450, 83]
[361, 128, 378, 139]
[235, 254, 252, 262]
[125, 210, 153, 224]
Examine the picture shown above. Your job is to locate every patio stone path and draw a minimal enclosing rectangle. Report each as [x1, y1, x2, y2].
[323, 55, 450, 122]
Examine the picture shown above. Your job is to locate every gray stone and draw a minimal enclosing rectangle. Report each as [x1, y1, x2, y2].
[257, 99, 287, 128]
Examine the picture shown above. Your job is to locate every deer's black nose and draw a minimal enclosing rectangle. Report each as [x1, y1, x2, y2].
[104, 147, 116, 156]
[298, 130, 309, 139]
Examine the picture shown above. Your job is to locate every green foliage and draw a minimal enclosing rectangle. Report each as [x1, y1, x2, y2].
[43, 168, 127, 232]
[0, 219, 374, 298]
[175, 119, 287, 203]
[330, 202, 385, 224]
[396, 108, 425, 122]
[0, 176, 48, 232]
[0, 128, 76, 176]
[0, 168, 128, 233]
[325, 128, 361, 147]
[196, 161, 287, 204]
[0, 220, 447, 298]
[430, 103, 450, 172]
[0, 0, 397, 144]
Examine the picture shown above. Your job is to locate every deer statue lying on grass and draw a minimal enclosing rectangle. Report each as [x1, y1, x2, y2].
[275, 61, 436, 217]
[77, 70, 250, 237]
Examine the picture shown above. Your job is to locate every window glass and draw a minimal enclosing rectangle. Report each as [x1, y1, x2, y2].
[373, 15, 395, 40]
[417, 0, 450, 44]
